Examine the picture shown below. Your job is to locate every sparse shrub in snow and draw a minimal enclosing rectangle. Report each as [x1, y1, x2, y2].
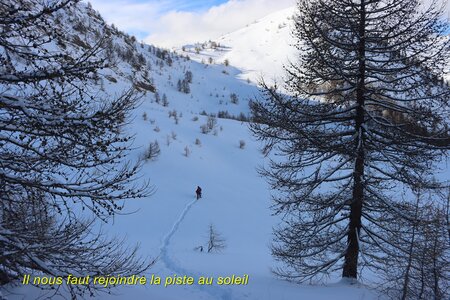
[184, 71, 193, 83]
[230, 93, 239, 104]
[200, 124, 209, 134]
[150, 119, 156, 125]
[218, 110, 231, 119]
[153, 126, 160, 132]
[238, 112, 249, 122]
[183, 146, 190, 157]
[192, 116, 199, 122]
[166, 135, 171, 146]
[168, 110, 177, 119]
[208, 57, 213, 64]
[74, 20, 87, 33]
[200, 110, 207, 116]
[154, 92, 160, 104]
[195, 138, 201, 146]
[166, 56, 173, 66]
[177, 79, 190, 94]
[171, 131, 177, 140]
[168, 110, 179, 124]
[162, 94, 169, 106]
[213, 129, 218, 136]
[207, 224, 226, 253]
[142, 112, 147, 121]
[145, 140, 161, 161]
[224, 59, 229, 66]
[239, 140, 246, 149]
[207, 115, 217, 129]
[135, 53, 146, 67]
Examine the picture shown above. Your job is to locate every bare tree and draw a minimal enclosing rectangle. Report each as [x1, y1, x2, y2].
[250, 0, 449, 283]
[378, 190, 449, 300]
[0, 0, 152, 295]
[207, 224, 226, 253]
[145, 140, 161, 161]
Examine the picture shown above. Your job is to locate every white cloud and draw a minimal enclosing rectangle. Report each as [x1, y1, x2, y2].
[144, 0, 295, 47]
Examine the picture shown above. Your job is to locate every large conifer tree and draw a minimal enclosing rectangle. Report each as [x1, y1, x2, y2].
[251, 0, 449, 283]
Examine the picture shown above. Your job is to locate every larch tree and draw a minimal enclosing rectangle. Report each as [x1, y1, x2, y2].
[250, 0, 449, 285]
[0, 0, 152, 297]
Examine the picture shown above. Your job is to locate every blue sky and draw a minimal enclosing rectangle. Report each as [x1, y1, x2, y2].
[119, 0, 229, 14]
[151, 0, 229, 12]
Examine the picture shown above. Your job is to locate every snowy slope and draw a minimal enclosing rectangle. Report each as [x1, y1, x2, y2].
[177, 7, 298, 85]
[4, 2, 386, 300]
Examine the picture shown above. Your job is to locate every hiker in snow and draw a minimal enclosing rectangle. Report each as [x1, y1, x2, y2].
[196, 186, 202, 200]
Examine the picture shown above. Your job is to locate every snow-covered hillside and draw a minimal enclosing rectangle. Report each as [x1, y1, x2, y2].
[4, 2, 387, 300]
[176, 7, 298, 85]
[9, 57, 381, 299]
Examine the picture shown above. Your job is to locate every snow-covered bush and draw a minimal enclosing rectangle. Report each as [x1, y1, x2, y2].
[200, 116, 217, 134]
[177, 79, 190, 94]
[230, 93, 239, 104]
[184, 146, 190, 157]
[185, 70, 193, 83]
[162, 94, 169, 106]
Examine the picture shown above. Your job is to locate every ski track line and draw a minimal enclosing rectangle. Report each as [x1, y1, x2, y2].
[160, 198, 197, 257]
[158, 198, 233, 300]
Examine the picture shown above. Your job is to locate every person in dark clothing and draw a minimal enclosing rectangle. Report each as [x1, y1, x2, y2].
[196, 186, 202, 200]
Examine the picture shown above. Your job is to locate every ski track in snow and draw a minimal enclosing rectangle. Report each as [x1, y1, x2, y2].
[159, 198, 233, 300]
[159, 198, 197, 259]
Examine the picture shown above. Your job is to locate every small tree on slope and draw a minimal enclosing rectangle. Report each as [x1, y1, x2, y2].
[250, 0, 449, 284]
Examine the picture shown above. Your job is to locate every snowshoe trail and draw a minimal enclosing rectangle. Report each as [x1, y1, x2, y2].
[159, 198, 233, 300]
[160, 198, 197, 260]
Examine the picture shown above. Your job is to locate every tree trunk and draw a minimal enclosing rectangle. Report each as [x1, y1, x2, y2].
[343, 0, 366, 280]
